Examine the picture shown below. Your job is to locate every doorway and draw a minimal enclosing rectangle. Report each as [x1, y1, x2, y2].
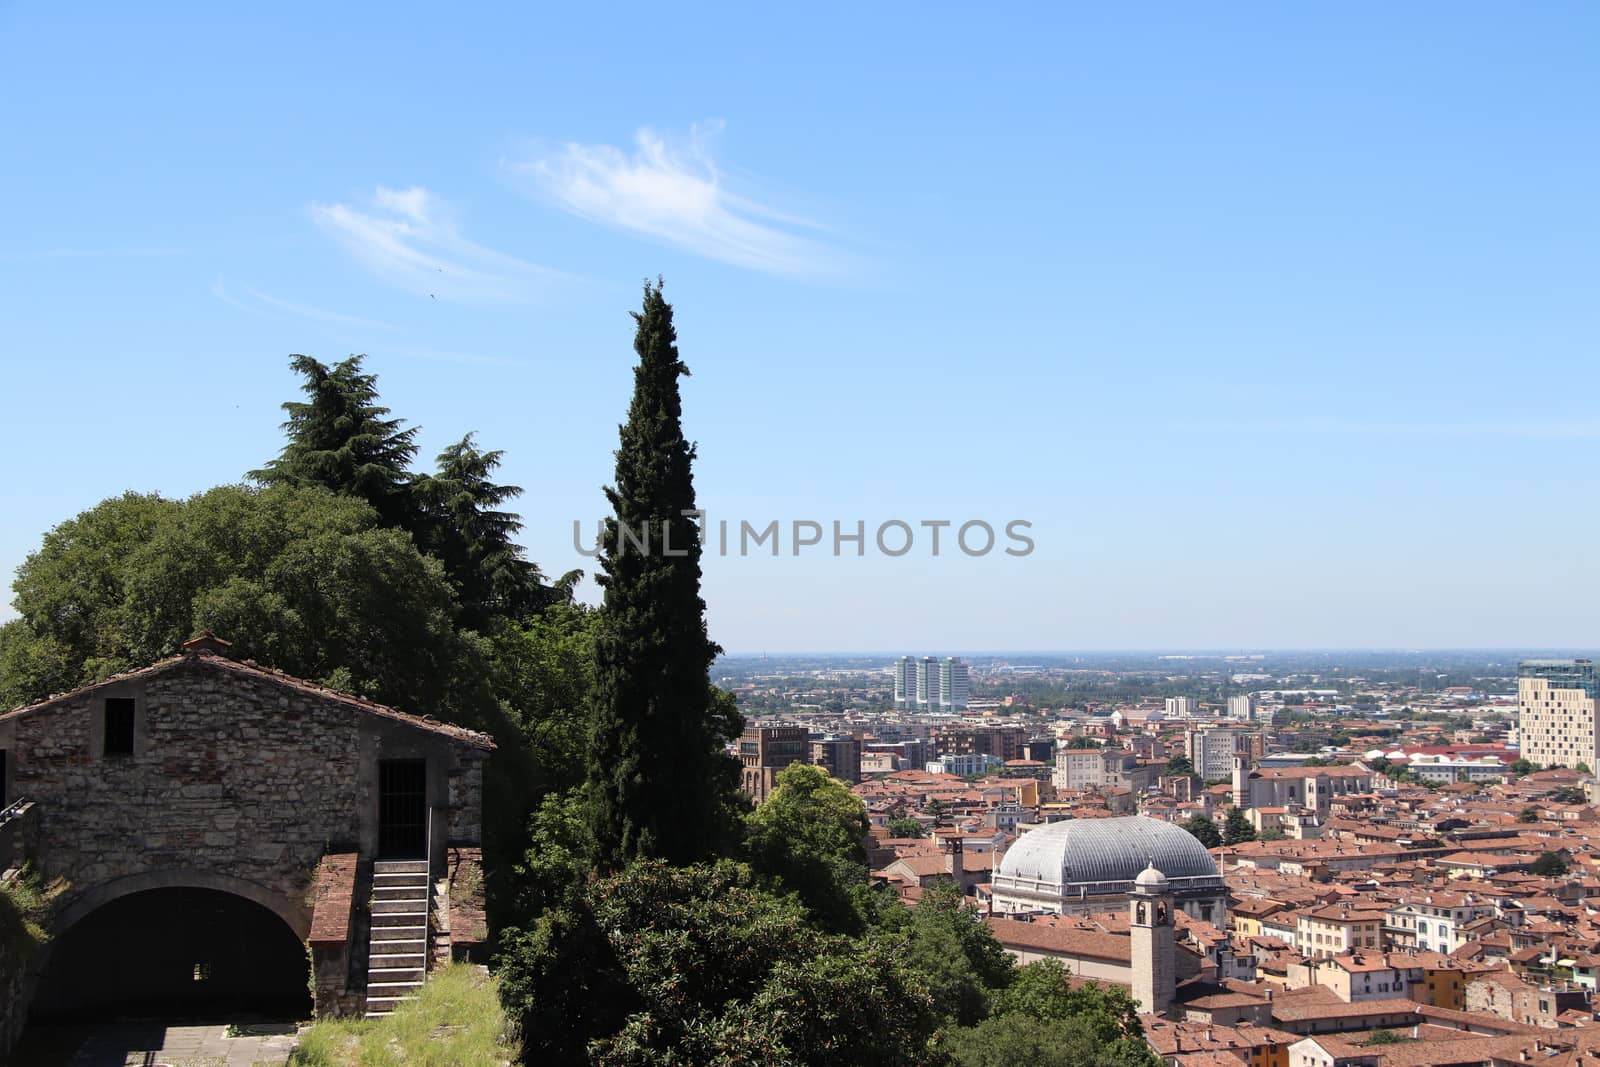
[378, 758, 427, 859]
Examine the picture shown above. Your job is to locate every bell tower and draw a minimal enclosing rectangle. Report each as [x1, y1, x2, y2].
[1130, 862, 1175, 1017]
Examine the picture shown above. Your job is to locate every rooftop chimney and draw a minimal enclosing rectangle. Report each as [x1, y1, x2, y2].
[182, 631, 234, 658]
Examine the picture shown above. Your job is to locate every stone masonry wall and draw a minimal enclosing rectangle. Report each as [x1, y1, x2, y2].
[0, 655, 488, 934]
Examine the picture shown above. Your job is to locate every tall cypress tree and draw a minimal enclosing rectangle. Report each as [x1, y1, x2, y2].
[251, 354, 420, 531]
[587, 280, 740, 869]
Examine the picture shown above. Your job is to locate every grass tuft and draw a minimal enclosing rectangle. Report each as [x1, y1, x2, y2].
[289, 964, 516, 1067]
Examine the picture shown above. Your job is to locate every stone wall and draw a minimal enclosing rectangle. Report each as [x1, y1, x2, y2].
[0, 655, 488, 929]
[0, 649, 492, 1044]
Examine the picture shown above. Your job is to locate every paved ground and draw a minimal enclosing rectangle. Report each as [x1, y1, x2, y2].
[10, 1022, 299, 1067]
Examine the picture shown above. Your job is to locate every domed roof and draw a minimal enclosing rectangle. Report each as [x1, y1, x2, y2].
[1134, 863, 1170, 889]
[995, 816, 1221, 894]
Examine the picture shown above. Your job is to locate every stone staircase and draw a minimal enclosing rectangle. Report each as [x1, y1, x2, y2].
[366, 859, 430, 1017]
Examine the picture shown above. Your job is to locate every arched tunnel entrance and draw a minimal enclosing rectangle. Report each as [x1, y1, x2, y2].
[31, 887, 312, 1021]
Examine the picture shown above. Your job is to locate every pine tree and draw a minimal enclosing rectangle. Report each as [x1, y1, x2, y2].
[251, 354, 420, 531]
[586, 281, 740, 869]
[415, 433, 553, 629]
[1222, 806, 1257, 846]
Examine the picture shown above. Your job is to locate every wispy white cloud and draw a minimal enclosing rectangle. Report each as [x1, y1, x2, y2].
[310, 186, 558, 302]
[508, 121, 840, 276]
[210, 277, 397, 331]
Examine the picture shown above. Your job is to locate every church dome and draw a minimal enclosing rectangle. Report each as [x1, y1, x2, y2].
[995, 816, 1222, 896]
[1134, 863, 1170, 890]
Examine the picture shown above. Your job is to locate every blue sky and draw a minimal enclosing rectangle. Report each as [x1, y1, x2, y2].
[2, 2, 1597, 652]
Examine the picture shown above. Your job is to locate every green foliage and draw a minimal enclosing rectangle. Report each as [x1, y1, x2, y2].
[1510, 759, 1538, 776]
[887, 816, 926, 838]
[1364, 1029, 1410, 1046]
[414, 433, 562, 629]
[0, 866, 51, 977]
[288, 964, 515, 1067]
[3, 485, 464, 713]
[745, 763, 872, 933]
[486, 603, 599, 796]
[945, 1013, 1161, 1067]
[1532, 851, 1569, 877]
[1518, 807, 1541, 824]
[1549, 786, 1588, 805]
[587, 282, 741, 869]
[996, 961, 1143, 1040]
[504, 788, 593, 927]
[497, 859, 939, 1065]
[1258, 826, 1287, 841]
[1162, 755, 1195, 778]
[888, 879, 1015, 1027]
[1223, 806, 1257, 846]
[250, 354, 421, 531]
[1182, 814, 1222, 849]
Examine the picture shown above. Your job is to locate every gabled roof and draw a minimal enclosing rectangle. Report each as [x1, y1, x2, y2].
[0, 636, 494, 750]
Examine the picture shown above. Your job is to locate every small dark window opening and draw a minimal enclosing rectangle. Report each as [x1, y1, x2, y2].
[104, 698, 135, 756]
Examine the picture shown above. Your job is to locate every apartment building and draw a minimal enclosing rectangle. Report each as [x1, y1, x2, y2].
[1518, 659, 1599, 771]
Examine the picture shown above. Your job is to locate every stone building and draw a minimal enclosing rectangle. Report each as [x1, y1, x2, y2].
[0, 634, 491, 1046]
[989, 815, 1227, 924]
[738, 722, 808, 801]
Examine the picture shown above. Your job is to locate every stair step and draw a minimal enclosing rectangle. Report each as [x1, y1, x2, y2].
[373, 860, 429, 874]
[374, 874, 430, 887]
[369, 966, 425, 983]
[373, 898, 429, 914]
[374, 886, 429, 901]
[370, 928, 427, 942]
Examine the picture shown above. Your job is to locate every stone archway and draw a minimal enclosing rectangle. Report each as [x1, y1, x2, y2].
[32, 874, 313, 1021]
[51, 869, 309, 941]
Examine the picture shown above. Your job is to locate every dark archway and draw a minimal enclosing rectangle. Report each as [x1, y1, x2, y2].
[31, 887, 312, 1021]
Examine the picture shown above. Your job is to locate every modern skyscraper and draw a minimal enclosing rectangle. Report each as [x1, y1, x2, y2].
[893, 655, 970, 711]
[916, 656, 940, 709]
[1518, 660, 1600, 771]
[893, 656, 917, 709]
[1227, 695, 1256, 722]
[938, 657, 970, 711]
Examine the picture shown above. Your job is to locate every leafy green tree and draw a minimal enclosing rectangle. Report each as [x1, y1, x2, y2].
[1510, 758, 1538, 777]
[1519, 807, 1541, 824]
[587, 282, 740, 869]
[1163, 755, 1195, 778]
[1259, 826, 1287, 842]
[892, 879, 1015, 1026]
[497, 860, 939, 1065]
[1223, 807, 1257, 846]
[945, 1012, 1161, 1067]
[996, 961, 1143, 1040]
[486, 603, 599, 796]
[1182, 815, 1223, 849]
[1549, 786, 1588, 805]
[250, 354, 421, 531]
[745, 763, 872, 933]
[887, 816, 926, 838]
[3, 485, 463, 714]
[1532, 852, 1569, 877]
